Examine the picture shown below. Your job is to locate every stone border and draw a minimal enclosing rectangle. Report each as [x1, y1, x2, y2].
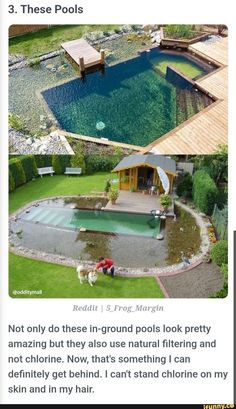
[9, 129, 75, 155]
[9, 196, 211, 277]
[9, 50, 64, 71]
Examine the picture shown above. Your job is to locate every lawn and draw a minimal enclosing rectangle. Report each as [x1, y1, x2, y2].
[9, 25, 121, 58]
[9, 253, 164, 298]
[9, 172, 111, 214]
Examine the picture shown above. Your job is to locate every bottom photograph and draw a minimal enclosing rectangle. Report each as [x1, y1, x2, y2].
[9, 148, 228, 298]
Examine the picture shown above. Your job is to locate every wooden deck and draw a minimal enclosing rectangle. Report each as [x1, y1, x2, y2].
[143, 37, 228, 154]
[61, 38, 103, 70]
[105, 191, 174, 216]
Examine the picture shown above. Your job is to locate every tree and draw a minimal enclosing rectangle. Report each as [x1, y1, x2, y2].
[192, 145, 228, 184]
[70, 142, 86, 174]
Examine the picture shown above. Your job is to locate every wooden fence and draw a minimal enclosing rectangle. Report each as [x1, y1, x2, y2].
[9, 25, 51, 38]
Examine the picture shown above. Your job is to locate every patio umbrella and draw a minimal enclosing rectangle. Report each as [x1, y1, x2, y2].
[157, 166, 170, 194]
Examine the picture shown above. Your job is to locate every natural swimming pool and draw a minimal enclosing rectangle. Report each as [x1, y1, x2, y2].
[10, 198, 201, 268]
[21, 204, 161, 238]
[42, 48, 213, 146]
[9, 36, 214, 146]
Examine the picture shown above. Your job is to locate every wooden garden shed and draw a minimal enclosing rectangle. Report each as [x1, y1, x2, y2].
[112, 154, 176, 193]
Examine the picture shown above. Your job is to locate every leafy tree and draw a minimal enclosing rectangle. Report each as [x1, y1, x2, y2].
[70, 142, 86, 174]
[193, 145, 228, 184]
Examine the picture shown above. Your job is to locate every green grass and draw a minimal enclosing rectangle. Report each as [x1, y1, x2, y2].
[154, 56, 203, 79]
[9, 25, 121, 58]
[9, 253, 164, 298]
[9, 172, 110, 214]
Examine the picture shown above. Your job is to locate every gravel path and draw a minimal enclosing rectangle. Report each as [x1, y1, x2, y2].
[159, 262, 224, 298]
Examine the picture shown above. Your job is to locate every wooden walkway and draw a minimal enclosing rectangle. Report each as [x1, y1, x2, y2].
[143, 37, 228, 154]
[61, 38, 103, 70]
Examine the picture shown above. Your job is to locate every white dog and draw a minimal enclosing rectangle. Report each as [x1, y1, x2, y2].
[77, 265, 98, 287]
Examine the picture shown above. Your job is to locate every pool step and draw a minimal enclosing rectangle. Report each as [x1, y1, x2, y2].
[23, 207, 45, 221]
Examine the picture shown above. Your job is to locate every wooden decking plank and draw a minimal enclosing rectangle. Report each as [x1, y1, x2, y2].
[61, 38, 102, 69]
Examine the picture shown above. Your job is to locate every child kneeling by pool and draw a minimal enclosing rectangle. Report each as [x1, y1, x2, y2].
[96, 257, 115, 277]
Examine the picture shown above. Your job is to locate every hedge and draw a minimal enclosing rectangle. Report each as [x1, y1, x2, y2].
[70, 142, 86, 174]
[9, 153, 116, 192]
[34, 155, 54, 168]
[192, 170, 218, 215]
[18, 155, 38, 182]
[210, 240, 228, 266]
[85, 155, 120, 175]
[9, 158, 26, 189]
[9, 170, 15, 192]
[52, 155, 71, 174]
[176, 173, 193, 198]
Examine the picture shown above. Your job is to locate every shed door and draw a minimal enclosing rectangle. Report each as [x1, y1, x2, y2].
[120, 169, 130, 190]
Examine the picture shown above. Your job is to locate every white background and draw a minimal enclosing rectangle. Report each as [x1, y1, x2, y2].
[0, 0, 234, 404]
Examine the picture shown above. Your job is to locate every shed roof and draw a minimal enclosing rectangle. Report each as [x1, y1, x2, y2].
[112, 154, 176, 174]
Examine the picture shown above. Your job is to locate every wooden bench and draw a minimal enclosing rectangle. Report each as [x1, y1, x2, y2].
[37, 167, 55, 178]
[64, 167, 82, 176]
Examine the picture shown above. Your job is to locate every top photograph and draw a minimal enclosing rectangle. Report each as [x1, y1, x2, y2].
[9, 24, 228, 155]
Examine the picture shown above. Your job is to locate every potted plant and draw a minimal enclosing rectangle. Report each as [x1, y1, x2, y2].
[160, 194, 172, 212]
[108, 189, 119, 205]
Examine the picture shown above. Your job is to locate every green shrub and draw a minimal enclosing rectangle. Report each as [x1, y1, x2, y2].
[51, 155, 71, 175]
[216, 187, 228, 209]
[85, 155, 120, 175]
[9, 170, 15, 192]
[220, 263, 228, 281]
[165, 25, 194, 39]
[104, 179, 111, 193]
[19, 155, 38, 182]
[112, 145, 123, 161]
[52, 156, 63, 175]
[70, 142, 86, 174]
[34, 155, 53, 168]
[211, 261, 228, 298]
[160, 194, 172, 209]
[192, 170, 218, 215]
[9, 158, 26, 188]
[211, 281, 228, 298]
[8, 113, 26, 132]
[28, 58, 40, 67]
[176, 173, 193, 198]
[210, 240, 228, 266]
[193, 145, 228, 184]
[108, 189, 119, 202]
[58, 155, 72, 172]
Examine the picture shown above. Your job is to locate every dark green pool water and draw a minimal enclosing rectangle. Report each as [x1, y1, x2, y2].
[22, 205, 160, 238]
[42, 48, 213, 146]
